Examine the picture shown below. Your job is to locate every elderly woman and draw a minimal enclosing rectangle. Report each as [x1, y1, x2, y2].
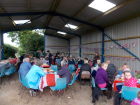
[18, 57, 32, 82]
[25, 59, 45, 90]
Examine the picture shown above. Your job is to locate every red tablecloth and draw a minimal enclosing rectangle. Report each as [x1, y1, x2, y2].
[39, 74, 59, 92]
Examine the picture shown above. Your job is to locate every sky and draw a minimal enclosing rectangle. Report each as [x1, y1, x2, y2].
[3, 33, 19, 47]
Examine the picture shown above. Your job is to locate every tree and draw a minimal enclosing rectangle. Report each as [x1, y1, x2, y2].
[3, 44, 17, 59]
[8, 30, 44, 54]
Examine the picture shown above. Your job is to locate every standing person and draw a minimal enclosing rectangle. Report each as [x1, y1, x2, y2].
[93, 52, 100, 67]
[46, 50, 53, 65]
[106, 60, 117, 99]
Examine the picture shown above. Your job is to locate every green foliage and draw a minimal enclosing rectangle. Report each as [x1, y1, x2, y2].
[8, 30, 44, 54]
[136, 74, 140, 79]
[4, 44, 17, 59]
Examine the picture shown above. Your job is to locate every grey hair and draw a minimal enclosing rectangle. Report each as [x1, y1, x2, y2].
[35, 59, 43, 66]
[23, 58, 30, 62]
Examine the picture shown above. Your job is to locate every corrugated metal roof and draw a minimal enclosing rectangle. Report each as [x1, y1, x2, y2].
[0, 0, 139, 38]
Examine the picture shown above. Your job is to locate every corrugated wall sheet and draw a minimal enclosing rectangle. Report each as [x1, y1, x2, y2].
[45, 35, 69, 54]
[76, 17, 140, 71]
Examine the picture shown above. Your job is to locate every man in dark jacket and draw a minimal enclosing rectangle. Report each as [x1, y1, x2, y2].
[106, 60, 117, 99]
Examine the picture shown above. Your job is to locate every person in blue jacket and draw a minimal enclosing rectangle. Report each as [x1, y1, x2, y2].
[18, 57, 32, 83]
[25, 59, 45, 90]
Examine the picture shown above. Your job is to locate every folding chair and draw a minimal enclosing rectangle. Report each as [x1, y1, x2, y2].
[51, 65, 58, 72]
[80, 71, 91, 86]
[55, 59, 61, 66]
[50, 78, 67, 96]
[68, 73, 78, 86]
[68, 64, 76, 73]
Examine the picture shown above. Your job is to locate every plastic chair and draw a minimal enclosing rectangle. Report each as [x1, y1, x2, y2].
[51, 65, 58, 72]
[56, 59, 61, 65]
[91, 77, 95, 87]
[68, 74, 78, 86]
[68, 64, 75, 73]
[78, 64, 82, 68]
[50, 78, 67, 91]
[121, 86, 140, 101]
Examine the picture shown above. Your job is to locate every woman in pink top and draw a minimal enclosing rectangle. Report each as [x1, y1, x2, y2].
[124, 71, 137, 87]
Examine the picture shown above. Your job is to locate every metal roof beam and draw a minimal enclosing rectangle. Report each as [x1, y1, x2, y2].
[44, 0, 61, 27]
[45, 33, 69, 41]
[46, 26, 81, 37]
[0, 7, 16, 27]
[0, 11, 103, 31]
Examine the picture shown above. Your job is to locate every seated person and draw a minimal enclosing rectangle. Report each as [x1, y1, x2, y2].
[77, 57, 84, 66]
[25, 59, 45, 90]
[57, 66, 71, 84]
[61, 57, 68, 67]
[79, 58, 91, 80]
[124, 70, 137, 87]
[114, 70, 138, 105]
[91, 59, 101, 79]
[40, 56, 47, 64]
[18, 57, 32, 82]
[68, 57, 75, 65]
[117, 63, 134, 76]
[95, 63, 108, 88]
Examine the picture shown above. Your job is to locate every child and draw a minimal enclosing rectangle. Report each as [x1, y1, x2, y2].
[95, 62, 108, 88]
[124, 71, 137, 87]
[131, 91, 140, 105]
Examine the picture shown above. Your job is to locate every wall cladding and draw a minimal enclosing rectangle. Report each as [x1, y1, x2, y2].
[71, 16, 140, 71]
[81, 31, 102, 59]
[104, 17, 140, 71]
[70, 37, 79, 57]
[45, 35, 69, 54]
[0, 33, 3, 60]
